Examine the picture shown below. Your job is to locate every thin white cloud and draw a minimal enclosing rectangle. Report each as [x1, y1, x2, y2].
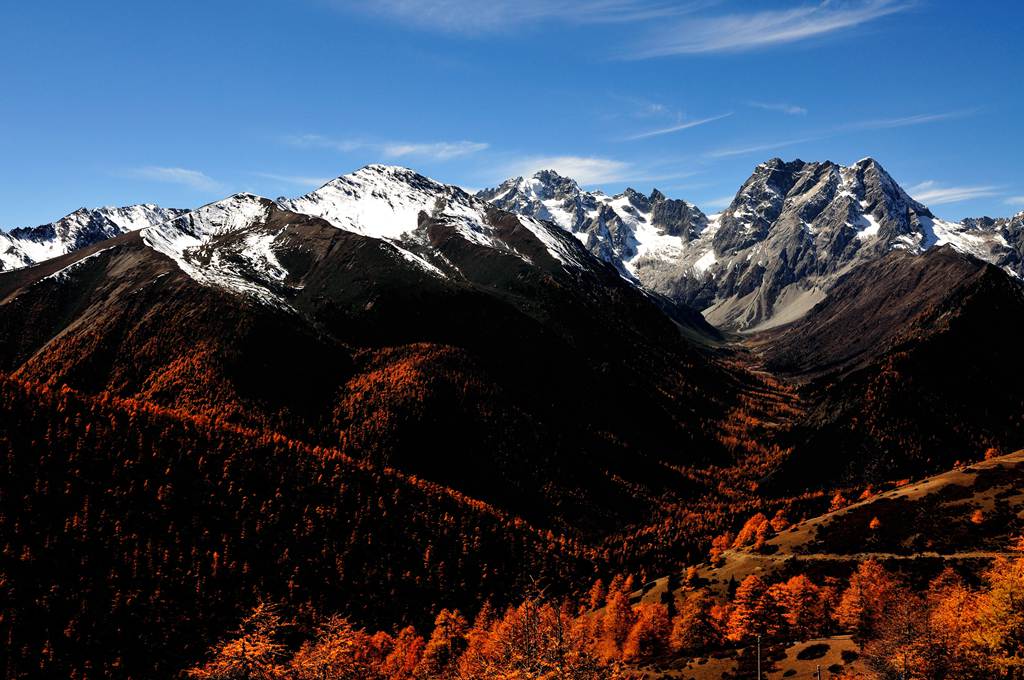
[253, 172, 332, 189]
[706, 135, 824, 159]
[285, 134, 488, 161]
[126, 166, 221, 192]
[845, 110, 975, 130]
[623, 112, 733, 141]
[498, 155, 696, 186]
[1005, 196, 1024, 207]
[702, 195, 736, 210]
[284, 134, 362, 153]
[336, 0, 691, 34]
[636, 101, 669, 117]
[747, 101, 808, 116]
[908, 181, 1002, 206]
[706, 109, 972, 159]
[502, 156, 634, 185]
[382, 141, 489, 160]
[632, 0, 912, 57]
[604, 95, 672, 120]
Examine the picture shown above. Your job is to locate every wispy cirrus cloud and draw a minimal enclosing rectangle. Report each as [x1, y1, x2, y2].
[706, 135, 823, 159]
[498, 155, 696, 186]
[631, 0, 913, 57]
[332, 0, 693, 35]
[1005, 196, 1024, 207]
[623, 112, 733, 141]
[747, 101, 808, 116]
[844, 109, 976, 130]
[285, 134, 489, 161]
[701, 194, 737, 210]
[382, 141, 489, 160]
[284, 134, 362, 153]
[125, 166, 222, 192]
[705, 109, 973, 159]
[908, 181, 1002, 206]
[501, 156, 634, 185]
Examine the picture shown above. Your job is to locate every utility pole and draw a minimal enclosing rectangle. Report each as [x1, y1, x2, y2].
[757, 634, 761, 680]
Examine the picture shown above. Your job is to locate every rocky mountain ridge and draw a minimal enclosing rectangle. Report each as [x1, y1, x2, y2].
[4, 160, 1021, 332]
[481, 158, 1023, 330]
[0, 204, 186, 271]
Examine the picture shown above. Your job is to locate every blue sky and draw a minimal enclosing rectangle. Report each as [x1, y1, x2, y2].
[1, 0, 1021, 227]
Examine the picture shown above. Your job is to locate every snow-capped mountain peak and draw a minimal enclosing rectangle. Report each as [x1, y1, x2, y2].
[129, 165, 596, 305]
[481, 157, 1022, 331]
[1, 204, 186, 272]
[283, 164, 484, 242]
[282, 164, 590, 270]
[6, 159, 1021, 332]
[478, 170, 709, 281]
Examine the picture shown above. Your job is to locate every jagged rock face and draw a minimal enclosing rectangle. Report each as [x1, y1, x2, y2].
[5, 162, 1022, 335]
[650, 190, 708, 241]
[477, 171, 709, 283]
[962, 211, 1024, 273]
[697, 157, 946, 329]
[1003, 213, 1024, 268]
[482, 159, 1022, 332]
[122, 165, 630, 313]
[0, 204, 186, 271]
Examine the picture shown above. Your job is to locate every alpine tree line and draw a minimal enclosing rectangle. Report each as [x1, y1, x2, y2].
[3, 362, 1018, 679]
[0, 374, 597, 678]
[184, 548, 1024, 679]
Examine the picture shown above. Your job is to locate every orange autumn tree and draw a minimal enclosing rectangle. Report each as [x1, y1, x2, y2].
[187, 602, 289, 680]
[733, 513, 774, 551]
[622, 602, 670, 661]
[861, 593, 928, 680]
[925, 568, 984, 677]
[456, 598, 612, 679]
[586, 578, 607, 612]
[775, 575, 829, 640]
[416, 608, 469, 677]
[972, 553, 1024, 675]
[288, 615, 383, 680]
[599, 574, 636, 658]
[378, 626, 425, 680]
[709, 532, 734, 566]
[726, 575, 786, 643]
[670, 590, 721, 654]
[836, 560, 905, 639]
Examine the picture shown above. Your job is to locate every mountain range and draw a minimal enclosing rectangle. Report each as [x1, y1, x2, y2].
[0, 203, 185, 271]
[481, 157, 1023, 329]
[8, 158, 1019, 333]
[2, 157, 1023, 677]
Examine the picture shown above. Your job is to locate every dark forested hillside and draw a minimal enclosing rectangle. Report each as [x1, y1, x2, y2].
[2, 168, 1024, 679]
[759, 247, 1024, 488]
[0, 214, 742, 536]
[0, 373, 601, 678]
[0, 205, 798, 678]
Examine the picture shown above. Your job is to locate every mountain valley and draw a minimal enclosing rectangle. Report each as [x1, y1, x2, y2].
[1, 157, 1022, 678]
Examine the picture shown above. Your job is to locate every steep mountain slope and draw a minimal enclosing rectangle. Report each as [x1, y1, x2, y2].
[0, 203, 185, 271]
[0, 165, 793, 677]
[636, 449, 1024, 606]
[0, 372, 598, 678]
[758, 247, 1024, 485]
[961, 210, 1024, 272]
[3, 160, 1022, 678]
[695, 158, 1020, 329]
[478, 171, 710, 282]
[0, 167, 743, 534]
[482, 160, 1023, 331]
